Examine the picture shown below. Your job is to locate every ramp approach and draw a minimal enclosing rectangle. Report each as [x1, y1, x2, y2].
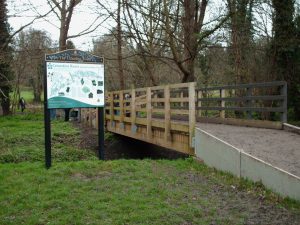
[81, 80, 289, 155]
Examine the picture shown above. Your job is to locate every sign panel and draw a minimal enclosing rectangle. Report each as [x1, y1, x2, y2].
[46, 62, 104, 108]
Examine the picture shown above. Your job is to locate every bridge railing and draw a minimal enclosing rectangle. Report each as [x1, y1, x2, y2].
[104, 82, 196, 154]
[196, 81, 287, 128]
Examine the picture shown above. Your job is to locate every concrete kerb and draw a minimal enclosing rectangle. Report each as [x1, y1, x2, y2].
[195, 127, 300, 201]
[195, 128, 241, 178]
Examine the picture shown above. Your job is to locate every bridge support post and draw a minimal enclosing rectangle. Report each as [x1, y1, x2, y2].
[281, 83, 287, 123]
[220, 89, 225, 119]
[146, 87, 152, 139]
[120, 91, 124, 123]
[164, 85, 171, 141]
[189, 83, 196, 148]
[131, 89, 136, 133]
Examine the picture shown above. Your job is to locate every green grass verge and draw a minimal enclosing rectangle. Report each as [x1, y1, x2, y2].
[0, 159, 299, 225]
[0, 113, 96, 163]
[0, 112, 299, 224]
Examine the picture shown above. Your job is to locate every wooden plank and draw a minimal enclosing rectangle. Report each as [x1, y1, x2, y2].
[106, 126, 192, 155]
[281, 83, 288, 123]
[170, 97, 189, 103]
[170, 109, 189, 115]
[119, 91, 124, 122]
[152, 109, 165, 113]
[197, 117, 283, 130]
[220, 89, 225, 118]
[170, 82, 191, 89]
[146, 87, 152, 138]
[189, 82, 196, 148]
[131, 89, 136, 131]
[110, 93, 114, 121]
[198, 95, 286, 102]
[197, 106, 285, 113]
[197, 90, 202, 117]
[197, 81, 287, 91]
[151, 98, 165, 103]
[246, 87, 252, 119]
[136, 108, 147, 113]
[164, 85, 171, 141]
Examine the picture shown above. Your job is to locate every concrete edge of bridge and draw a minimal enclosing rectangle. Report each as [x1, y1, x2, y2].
[194, 127, 300, 201]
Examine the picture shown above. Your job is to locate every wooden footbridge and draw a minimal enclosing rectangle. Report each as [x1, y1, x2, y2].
[80, 81, 288, 155]
[80, 81, 300, 201]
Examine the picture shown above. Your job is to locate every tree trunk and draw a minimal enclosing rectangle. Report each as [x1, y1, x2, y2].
[117, 0, 125, 89]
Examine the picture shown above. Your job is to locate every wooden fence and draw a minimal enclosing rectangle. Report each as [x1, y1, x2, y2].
[80, 81, 287, 153]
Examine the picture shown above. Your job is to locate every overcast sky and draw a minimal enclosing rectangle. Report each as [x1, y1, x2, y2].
[7, 0, 114, 50]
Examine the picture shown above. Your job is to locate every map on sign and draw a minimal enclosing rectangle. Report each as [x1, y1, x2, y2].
[46, 62, 104, 108]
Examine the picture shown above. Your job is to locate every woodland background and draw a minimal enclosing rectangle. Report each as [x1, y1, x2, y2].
[0, 0, 299, 120]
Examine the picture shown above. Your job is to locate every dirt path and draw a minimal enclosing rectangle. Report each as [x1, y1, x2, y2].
[197, 123, 300, 177]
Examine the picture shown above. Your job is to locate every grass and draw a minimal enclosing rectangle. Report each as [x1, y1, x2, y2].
[0, 160, 299, 225]
[0, 112, 96, 163]
[0, 112, 299, 224]
[10, 87, 44, 104]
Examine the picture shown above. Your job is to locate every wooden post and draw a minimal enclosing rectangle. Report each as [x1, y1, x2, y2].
[180, 91, 184, 107]
[189, 83, 196, 147]
[146, 87, 152, 139]
[220, 89, 225, 119]
[197, 90, 202, 117]
[164, 85, 171, 142]
[110, 92, 114, 122]
[246, 87, 252, 119]
[131, 89, 136, 131]
[281, 83, 287, 123]
[119, 91, 124, 123]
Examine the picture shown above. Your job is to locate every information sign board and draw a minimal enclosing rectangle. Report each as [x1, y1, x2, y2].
[46, 62, 104, 108]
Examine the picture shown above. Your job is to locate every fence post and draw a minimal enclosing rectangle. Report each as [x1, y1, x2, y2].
[197, 90, 202, 118]
[189, 83, 196, 148]
[119, 91, 124, 123]
[131, 89, 136, 132]
[146, 87, 152, 139]
[246, 87, 252, 119]
[281, 82, 288, 123]
[180, 91, 184, 107]
[220, 89, 225, 119]
[110, 92, 114, 123]
[164, 85, 171, 142]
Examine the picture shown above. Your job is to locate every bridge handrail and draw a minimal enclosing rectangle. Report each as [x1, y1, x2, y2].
[196, 81, 287, 123]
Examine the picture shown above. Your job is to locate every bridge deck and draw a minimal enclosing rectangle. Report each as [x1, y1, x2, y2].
[197, 123, 300, 177]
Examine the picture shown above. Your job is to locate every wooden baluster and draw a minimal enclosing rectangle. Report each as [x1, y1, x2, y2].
[281, 83, 287, 123]
[146, 87, 152, 139]
[246, 87, 252, 119]
[131, 89, 136, 132]
[189, 82, 196, 148]
[119, 91, 124, 123]
[220, 89, 225, 119]
[197, 90, 202, 118]
[164, 85, 171, 142]
[110, 92, 114, 122]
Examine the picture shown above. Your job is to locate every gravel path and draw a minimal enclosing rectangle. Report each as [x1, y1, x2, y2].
[197, 123, 300, 177]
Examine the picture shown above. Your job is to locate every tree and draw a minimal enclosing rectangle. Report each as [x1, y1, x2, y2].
[227, 0, 254, 84]
[271, 0, 300, 120]
[47, 0, 82, 50]
[14, 29, 52, 103]
[0, 0, 14, 115]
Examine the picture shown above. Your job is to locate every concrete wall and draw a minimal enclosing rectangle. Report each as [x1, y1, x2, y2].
[195, 128, 300, 201]
[195, 129, 241, 177]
